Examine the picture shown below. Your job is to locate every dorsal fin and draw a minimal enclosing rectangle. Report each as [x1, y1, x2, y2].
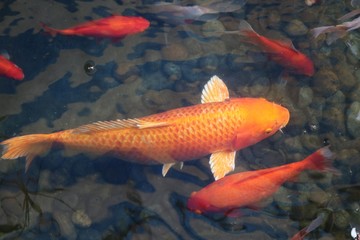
[72, 118, 170, 134]
[201, 75, 229, 104]
[275, 38, 296, 49]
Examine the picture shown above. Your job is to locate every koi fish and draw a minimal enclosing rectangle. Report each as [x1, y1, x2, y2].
[187, 147, 334, 215]
[311, 9, 360, 45]
[0, 55, 24, 81]
[40, 15, 150, 40]
[0, 75, 289, 180]
[232, 20, 314, 76]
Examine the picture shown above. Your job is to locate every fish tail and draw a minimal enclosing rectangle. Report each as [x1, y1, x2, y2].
[310, 26, 334, 39]
[236, 20, 265, 48]
[238, 20, 260, 39]
[1, 134, 53, 171]
[40, 22, 59, 37]
[304, 146, 336, 172]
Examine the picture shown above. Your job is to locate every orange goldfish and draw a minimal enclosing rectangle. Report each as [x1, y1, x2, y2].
[0, 55, 24, 80]
[0, 75, 289, 180]
[187, 147, 334, 215]
[235, 20, 314, 76]
[41, 15, 150, 40]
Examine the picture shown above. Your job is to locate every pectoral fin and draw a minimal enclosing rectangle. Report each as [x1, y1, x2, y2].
[209, 151, 236, 180]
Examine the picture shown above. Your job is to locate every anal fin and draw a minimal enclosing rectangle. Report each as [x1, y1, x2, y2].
[209, 151, 236, 180]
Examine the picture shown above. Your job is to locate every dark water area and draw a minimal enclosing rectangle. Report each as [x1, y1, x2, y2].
[0, 0, 360, 239]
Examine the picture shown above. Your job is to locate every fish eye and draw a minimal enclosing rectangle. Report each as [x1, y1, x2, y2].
[265, 128, 272, 134]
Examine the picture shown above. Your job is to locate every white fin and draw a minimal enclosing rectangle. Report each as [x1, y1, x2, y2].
[209, 151, 236, 180]
[73, 118, 170, 134]
[238, 20, 256, 33]
[201, 75, 229, 104]
[162, 163, 175, 176]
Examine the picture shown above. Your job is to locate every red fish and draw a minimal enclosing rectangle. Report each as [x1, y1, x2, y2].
[0, 55, 24, 81]
[41, 15, 150, 40]
[235, 20, 314, 76]
[0, 76, 289, 180]
[187, 147, 334, 215]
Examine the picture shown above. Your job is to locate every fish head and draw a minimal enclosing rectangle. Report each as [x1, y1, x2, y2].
[231, 98, 290, 149]
[297, 55, 315, 77]
[12, 66, 24, 81]
[290, 53, 315, 76]
[135, 17, 151, 32]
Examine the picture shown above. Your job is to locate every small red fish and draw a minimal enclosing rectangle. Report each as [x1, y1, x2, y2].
[187, 147, 334, 215]
[41, 15, 150, 40]
[236, 20, 314, 77]
[0, 55, 24, 81]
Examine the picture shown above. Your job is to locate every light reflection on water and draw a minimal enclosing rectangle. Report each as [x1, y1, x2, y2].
[0, 0, 359, 239]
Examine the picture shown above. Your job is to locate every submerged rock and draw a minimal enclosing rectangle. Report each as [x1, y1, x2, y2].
[346, 101, 360, 138]
[161, 43, 189, 61]
[321, 107, 346, 136]
[72, 210, 91, 228]
[313, 69, 340, 97]
[162, 62, 182, 81]
[298, 86, 314, 108]
[284, 19, 308, 36]
[201, 20, 225, 37]
[333, 210, 350, 229]
[53, 211, 77, 240]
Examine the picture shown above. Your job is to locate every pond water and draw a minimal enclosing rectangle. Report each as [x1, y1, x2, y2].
[0, 0, 360, 239]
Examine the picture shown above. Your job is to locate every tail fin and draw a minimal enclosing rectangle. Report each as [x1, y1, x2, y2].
[238, 20, 259, 38]
[40, 22, 58, 37]
[310, 26, 335, 39]
[1, 134, 53, 171]
[304, 146, 336, 172]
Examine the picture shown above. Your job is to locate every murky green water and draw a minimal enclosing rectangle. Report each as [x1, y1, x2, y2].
[0, 0, 359, 239]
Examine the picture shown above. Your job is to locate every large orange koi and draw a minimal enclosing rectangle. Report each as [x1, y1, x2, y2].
[0, 76, 289, 180]
[187, 147, 334, 215]
[41, 15, 150, 40]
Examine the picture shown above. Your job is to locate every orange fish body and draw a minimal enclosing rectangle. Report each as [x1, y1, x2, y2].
[1, 76, 289, 180]
[0, 55, 24, 80]
[187, 147, 334, 215]
[41, 15, 150, 39]
[238, 20, 314, 76]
